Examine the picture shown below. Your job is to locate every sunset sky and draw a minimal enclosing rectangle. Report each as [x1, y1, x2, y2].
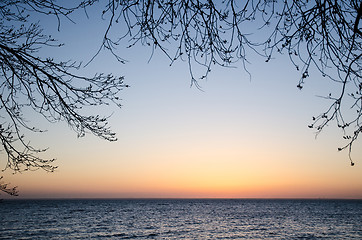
[1, 3, 361, 199]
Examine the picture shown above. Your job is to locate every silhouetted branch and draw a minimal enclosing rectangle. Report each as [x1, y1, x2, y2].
[0, 176, 18, 196]
[0, 0, 128, 195]
[99, 0, 361, 164]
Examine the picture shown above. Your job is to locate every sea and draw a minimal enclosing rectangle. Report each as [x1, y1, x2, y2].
[0, 199, 361, 239]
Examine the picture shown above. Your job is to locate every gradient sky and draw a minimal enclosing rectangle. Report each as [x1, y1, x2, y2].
[1, 3, 361, 199]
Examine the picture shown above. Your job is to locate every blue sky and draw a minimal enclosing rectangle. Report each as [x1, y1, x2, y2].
[2, 2, 361, 199]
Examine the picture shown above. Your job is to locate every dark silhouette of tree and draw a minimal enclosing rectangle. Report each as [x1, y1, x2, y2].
[0, 0, 360, 194]
[0, 0, 127, 195]
[98, 0, 360, 165]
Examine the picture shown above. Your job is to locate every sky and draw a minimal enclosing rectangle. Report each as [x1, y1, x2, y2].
[1, 2, 361, 199]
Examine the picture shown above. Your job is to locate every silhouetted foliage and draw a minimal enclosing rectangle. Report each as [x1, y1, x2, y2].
[0, 176, 17, 196]
[0, 0, 360, 194]
[98, 0, 360, 165]
[0, 0, 127, 195]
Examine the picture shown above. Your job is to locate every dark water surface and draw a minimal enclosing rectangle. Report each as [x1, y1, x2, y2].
[1, 199, 361, 239]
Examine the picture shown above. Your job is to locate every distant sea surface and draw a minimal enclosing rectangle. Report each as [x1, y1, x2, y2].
[1, 199, 361, 239]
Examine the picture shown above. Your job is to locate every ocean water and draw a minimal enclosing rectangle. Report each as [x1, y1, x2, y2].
[0, 199, 361, 239]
